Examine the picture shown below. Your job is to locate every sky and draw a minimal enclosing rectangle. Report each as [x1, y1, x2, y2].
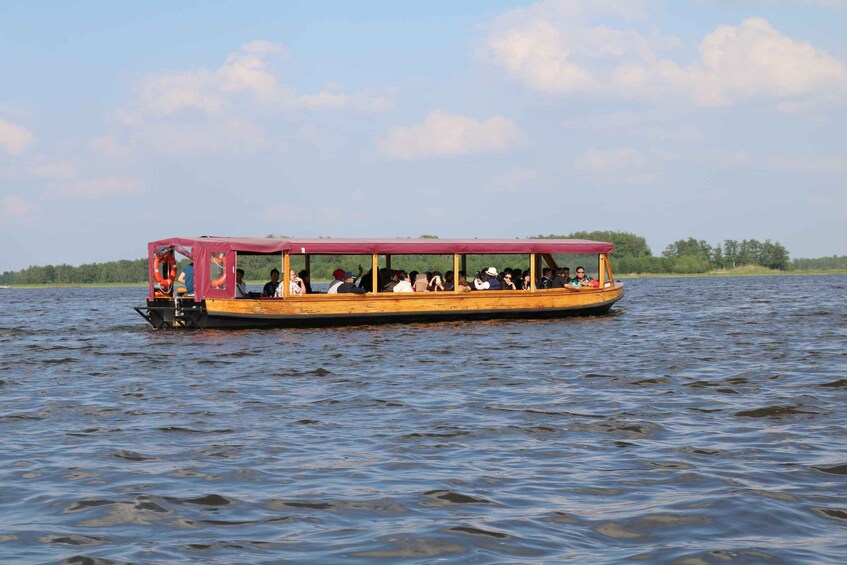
[1, 0, 845, 272]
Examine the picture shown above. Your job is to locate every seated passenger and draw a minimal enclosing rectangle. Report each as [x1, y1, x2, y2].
[290, 269, 306, 295]
[393, 270, 413, 292]
[552, 268, 569, 288]
[502, 271, 517, 290]
[428, 271, 445, 292]
[298, 269, 313, 294]
[338, 271, 367, 294]
[262, 268, 280, 297]
[522, 272, 532, 290]
[178, 262, 195, 295]
[569, 266, 593, 287]
[444, 270, 455, 291]
[382, 269, 399, 292]
[327, 268, 346, 294]
[413, 273, 429, 292]
[235, 268, 248, 298]
[456, 271, 472, 292]
[538, 268, 553, 289]
[474, 267, 500, 290]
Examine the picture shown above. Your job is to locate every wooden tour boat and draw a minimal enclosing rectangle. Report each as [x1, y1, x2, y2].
[135, 236, 624, 329]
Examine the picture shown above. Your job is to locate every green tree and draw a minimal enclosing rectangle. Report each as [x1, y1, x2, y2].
[534, 231, 652, 258]
[662, 238, 713, 263]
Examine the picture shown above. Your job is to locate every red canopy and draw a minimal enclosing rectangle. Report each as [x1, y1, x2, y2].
[149, 236, 614, 256]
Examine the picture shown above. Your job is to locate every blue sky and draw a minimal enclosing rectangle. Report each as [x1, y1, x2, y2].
[1, 1, 845, 271]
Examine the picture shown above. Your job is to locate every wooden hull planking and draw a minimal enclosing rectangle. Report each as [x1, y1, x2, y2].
[144, 284, 624, 329]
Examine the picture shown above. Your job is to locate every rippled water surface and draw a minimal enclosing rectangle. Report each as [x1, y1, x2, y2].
[1, 276, 846, 564]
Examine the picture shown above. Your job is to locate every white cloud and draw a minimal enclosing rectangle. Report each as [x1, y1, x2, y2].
[621, 18, 847, 107]
[378, 110, 527, 159]
[111, 41, 391, 157]
[1, 196, 37, 220]
[56, 176, 148, 199]
[0, 118, 35, 155]
[486, 2, 847, 108]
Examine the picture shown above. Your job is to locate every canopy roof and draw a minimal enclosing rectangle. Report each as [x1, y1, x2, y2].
[150, 236, 614, 256]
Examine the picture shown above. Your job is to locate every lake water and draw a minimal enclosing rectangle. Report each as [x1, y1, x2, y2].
[1, 276, 845, 564]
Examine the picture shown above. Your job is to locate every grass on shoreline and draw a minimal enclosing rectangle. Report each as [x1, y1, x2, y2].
[5, 267, 845, 288]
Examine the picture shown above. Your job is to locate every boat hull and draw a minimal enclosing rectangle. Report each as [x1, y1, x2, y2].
[140, 285, 624, 329]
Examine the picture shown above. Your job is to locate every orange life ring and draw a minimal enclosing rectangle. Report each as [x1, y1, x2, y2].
[153, 253, 176, 292]
[211, 254, 227, 288]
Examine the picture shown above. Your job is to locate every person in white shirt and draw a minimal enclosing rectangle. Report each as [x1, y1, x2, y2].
[275, 269, 306, 297]
[235, 268, 248, 298]
[393, 270, 413, 292]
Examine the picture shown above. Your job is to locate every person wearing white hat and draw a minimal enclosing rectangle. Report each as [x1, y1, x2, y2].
[474, 267, 501, 290]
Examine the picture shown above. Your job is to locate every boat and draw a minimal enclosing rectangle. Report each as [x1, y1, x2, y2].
[134, 236, 624, 329]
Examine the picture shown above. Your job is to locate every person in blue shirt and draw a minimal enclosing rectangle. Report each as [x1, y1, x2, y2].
[178, 262, 194, 294]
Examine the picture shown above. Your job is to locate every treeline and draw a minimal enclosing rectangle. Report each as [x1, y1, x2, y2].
[538, 232, 795, 274]
[791, 255, 847, 271]
[1, 233, 842, 285]
[1, 259, 149, 285]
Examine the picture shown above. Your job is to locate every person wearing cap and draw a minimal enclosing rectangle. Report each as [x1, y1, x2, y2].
[337, 271, 367, 294]
[474, 267, 501, 290]
[326, 268, 346, 294]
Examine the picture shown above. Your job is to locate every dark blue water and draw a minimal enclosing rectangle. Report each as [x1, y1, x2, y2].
[1, 276, 846, 564]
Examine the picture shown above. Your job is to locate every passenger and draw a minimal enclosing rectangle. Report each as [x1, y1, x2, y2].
[502, 271, 517, 290]
[409, 271, 419, 289]
[570, 266, 593, 287]
[393, 270, 413, 292]
[382, 269, 399, 292]
[522, 272, 532, 290]
[235, 268, 248, 298]
[428, 271, 445, 292]
[456, 271, 472, 292]
[327, 268, 346, 294]
[377, 267, 391, 291]
[413, 272, 429, 292]
[178, 262, 194, 294]
[262, 268, 280, 297]
[287, 269, 307, 295]
[474, 267, 500, 290]
[444, 270, 455, 291]
[358, 268, 373, 291]
[552, 268, 569, 288]
[338, 271, 367, 294]
[539, 267, 553, 289]
[298, 269, 313, 294]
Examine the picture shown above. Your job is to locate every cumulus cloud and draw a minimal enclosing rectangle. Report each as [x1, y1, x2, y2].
[112, 41, 391, 157]
[618, 18, 847, 106]
[0, 118, 35, 155]
[56, 176, 148, 199]
[486, 1, 847, 108]
[1, 196, 37, 220]
[133, 40, 383, 120]
[378, 110, 527, 159]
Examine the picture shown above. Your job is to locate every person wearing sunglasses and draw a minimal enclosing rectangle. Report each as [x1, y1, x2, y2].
[569, 266, 593, 287]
